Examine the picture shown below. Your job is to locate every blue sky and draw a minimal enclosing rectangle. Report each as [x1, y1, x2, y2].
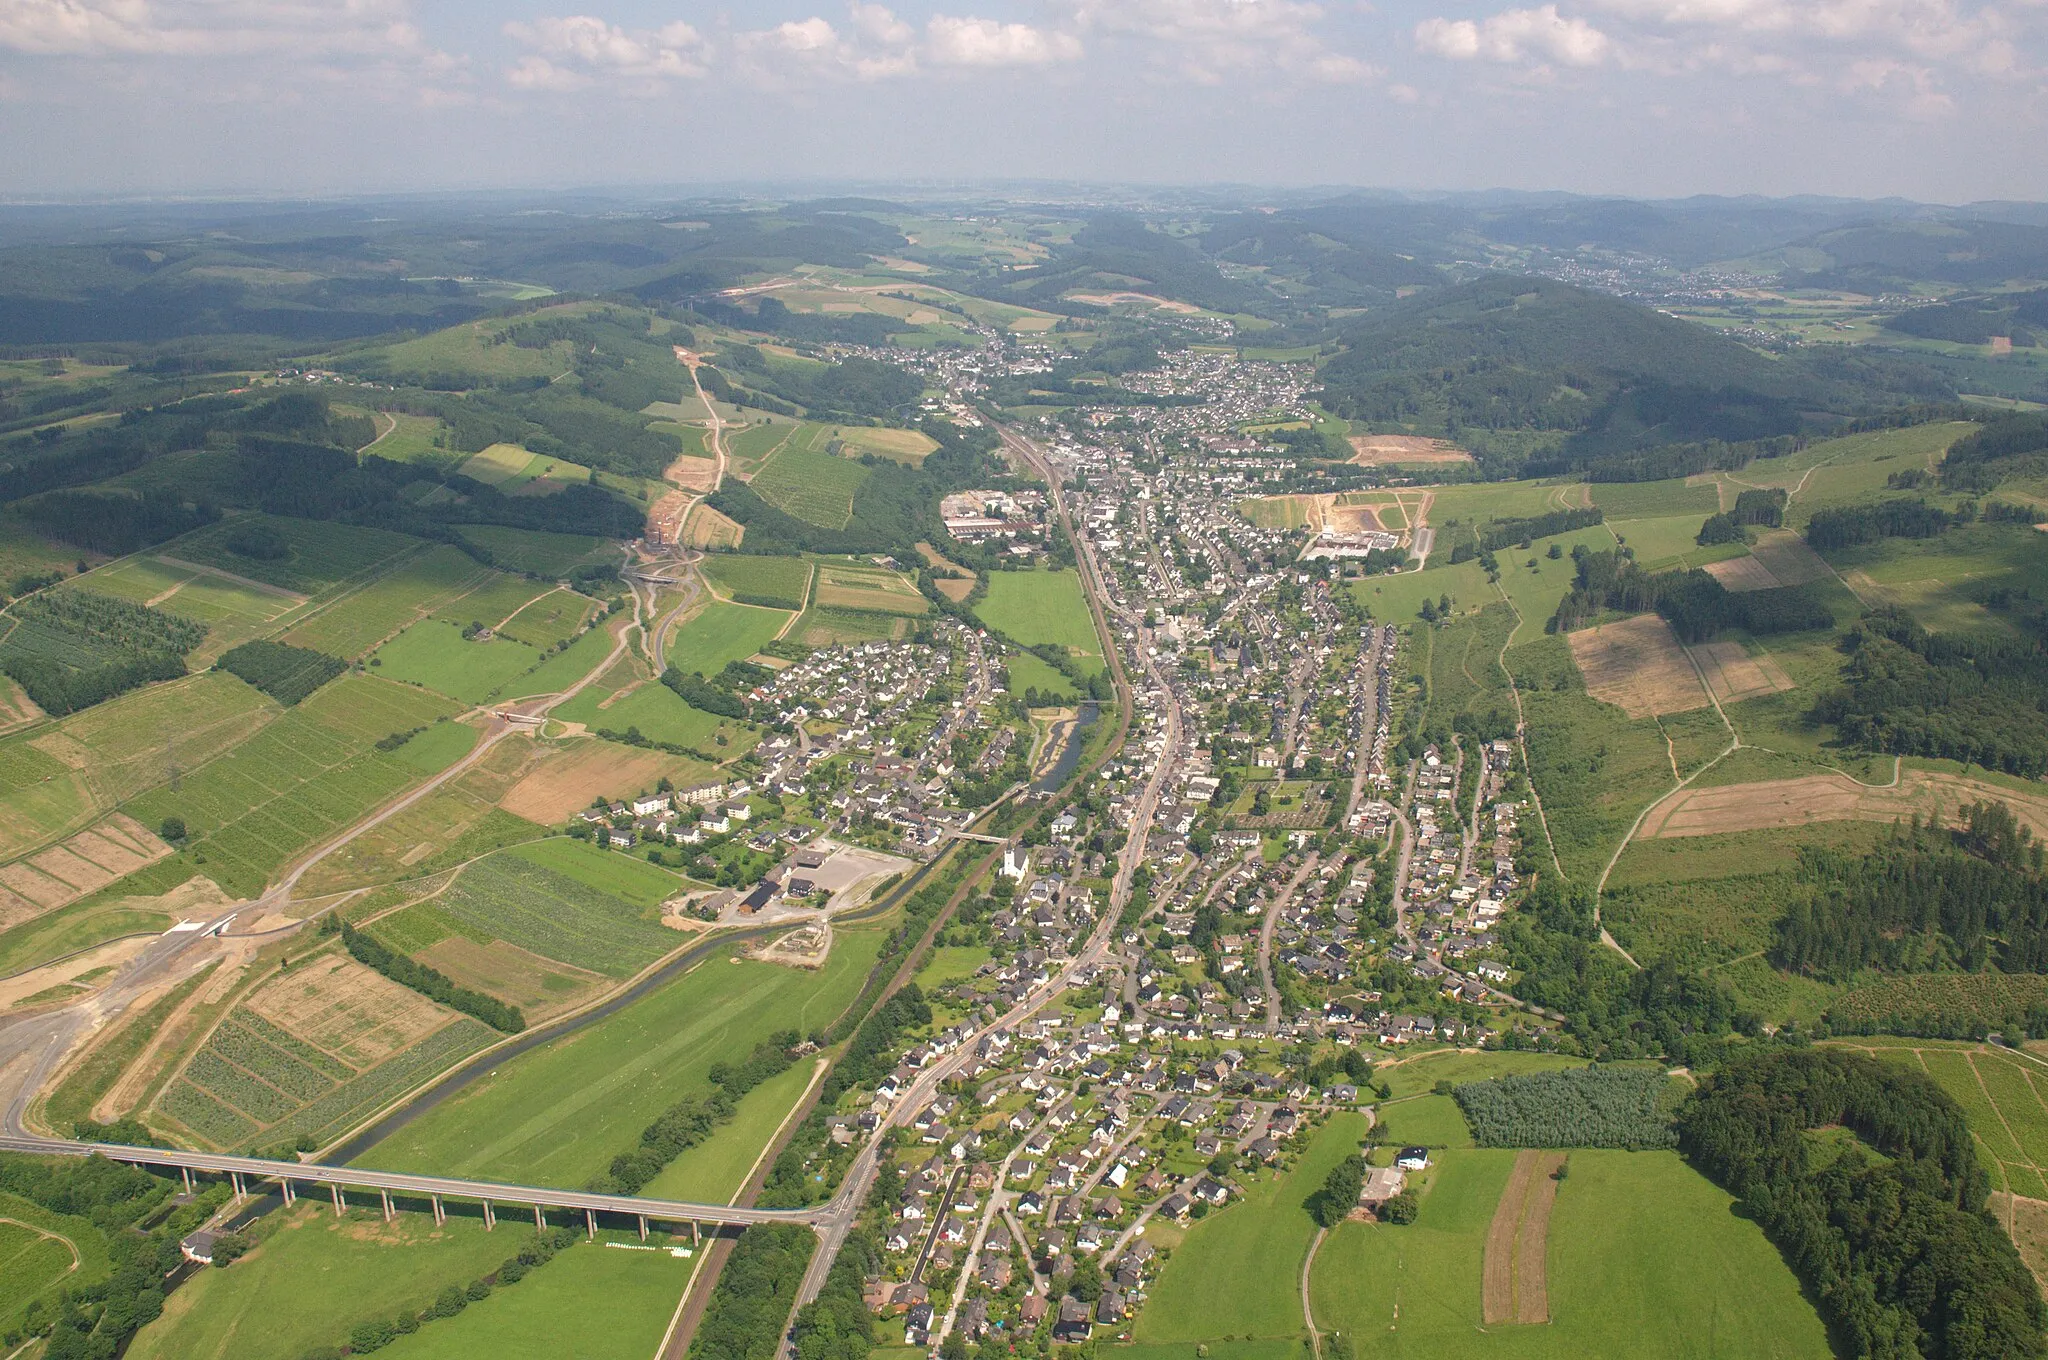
[0, 0, 2044, 200]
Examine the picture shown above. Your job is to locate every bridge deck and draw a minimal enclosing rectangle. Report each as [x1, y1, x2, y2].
[0, 1136, 825, 1228]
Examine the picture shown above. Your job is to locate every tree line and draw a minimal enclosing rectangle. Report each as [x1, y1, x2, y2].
[588, 1032, 798, 1195]
[335, 919, 526, 1033]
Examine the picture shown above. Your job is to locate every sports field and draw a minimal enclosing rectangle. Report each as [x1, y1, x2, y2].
[356, 925, 887, 1187]
[125, 1204, 516, 1360]
[668, 601, 791, 674]
[1309, 1149, 1829, 1360]
[974, 569, 1101, 667]
[1136, 1113, 1369, 1342]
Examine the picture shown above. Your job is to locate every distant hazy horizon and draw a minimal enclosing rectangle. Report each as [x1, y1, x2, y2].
[2, 0, 2044, 201]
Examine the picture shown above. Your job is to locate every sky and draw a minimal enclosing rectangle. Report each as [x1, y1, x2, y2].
[0, 0, 2045, 202]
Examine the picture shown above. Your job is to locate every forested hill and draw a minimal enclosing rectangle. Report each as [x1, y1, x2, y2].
[1315, 275, 1951, 466]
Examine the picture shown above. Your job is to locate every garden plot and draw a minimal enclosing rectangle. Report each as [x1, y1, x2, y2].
[0, 815, 172, 930]
[158, 953, 494, 1149]
[1563, 615, 1708, 718]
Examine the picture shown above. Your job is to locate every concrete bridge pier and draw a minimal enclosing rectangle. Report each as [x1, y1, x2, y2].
[534, 1204, 545, 1233]
[230, 1171, 245, 1200]
[483, 1200, 495, 1232]
[181, 1167, 194, 1195]
[331, 1184, 345, 1217]
[692, 1221, 701, 1246]
[381, 1189, 394, 1223]
[282, 1179, 294, 1206]
[431, 1194, 444, 1226]
[585, 1209, 595, 1241]
[637, 1214, 648, 1243]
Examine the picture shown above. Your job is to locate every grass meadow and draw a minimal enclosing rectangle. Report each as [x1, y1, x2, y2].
[975, 568, 1101, 666]
[751, 437, 871, 529]
[553, 676, 751, 751]
[374, 1238, 690, 1360]
[371, 621, 542, 705]
[165, 514, 422, 595]
[125, 1204, 517, 1360]
[668, 601, 791, 674]
[280, 546, 489, 660]
[453, 526, 618, 578]
[701, 554, 813, 609]
[355, 924, 888, 1187]
[1309, 1149, 1829, 1360]
[1136, 1113, 1369, 1343]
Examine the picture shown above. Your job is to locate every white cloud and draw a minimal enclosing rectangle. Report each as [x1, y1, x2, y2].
[0, 0, 436, 60]
[502, 15, 706, 87]
[1416, 5, 1611, 66]
[1054, 0, 1379, 81]
[926, 15, 1081, 66]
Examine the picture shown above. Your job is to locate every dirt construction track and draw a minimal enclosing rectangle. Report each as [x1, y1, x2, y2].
[1483, 1149, 1566, 1324]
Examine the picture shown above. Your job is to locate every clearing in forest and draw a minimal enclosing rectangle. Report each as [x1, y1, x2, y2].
[1640, 770, 2048, 840]
[1347, 435, 1475, 465]
[1482, 1149, 1566, 1325]
[1686, 640, 1795, 706]
[1565, 615, 1709, 718]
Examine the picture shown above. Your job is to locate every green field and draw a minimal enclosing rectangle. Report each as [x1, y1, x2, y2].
[1006, 651, 1081, 702]
[0, 1190, 110, 1340]
[371, 621, 542, 704]
[668, 600, 791, 675]
[1137, 1113, 1369, 1342]
[125, 675, 461, 897]
[1378, 1050, 1588, 1101]
[164, 514, 422, 594]
[750, 442, 871, 529]
[790, 605, 905, 648]
[1587, 478, 1720, 519]
[363, 322, 572, 385]
[1349, 558, 1496, 623]
[1824, 522, 2048, 637]
[125, 1205, 518, 1360]
[701, 554, 814, 609]
[453, 526, 619, 577]
[638, 1057, 818, 1202]
[1606, 513, 1748, 572]
[280, 547, 488, 660]
[506, 837, 688, 909]
[362, 412, 451, 463]
[553, 676, 751, 751]
[375, 1238, 691, 1360]
[495, 589, 595, 651]
[518, 623, 617, 697]
[1309, 1149, 1830, 1360]
[975, 568, 1101, 667]
[357, 925, 887, 1187]
[70, 555, 307, 664]
[427, 850, 679, 976]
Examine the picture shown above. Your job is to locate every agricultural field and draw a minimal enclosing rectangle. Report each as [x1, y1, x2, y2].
[280, 546, 490, 660]
[0, 813, 172, 931]
[1136, 1113, 1369, 1343]
[68, 555, 309, 664]
[750, 441, 871, 529]
[668, 600, 791, 675]
[494, 589, 596, 651]
[506, 837, 690, 909]
[425, 849, 679, 976]
[1604, 513, 1748, 571]
[452, 525, 619, 577]
[1563, 615, 1707, 719]
[1309, 1149, 1830, 1360]
[356, 923, 888, 1188]
[1823, 1038, 2048, 1201]
[974, 568, 1101, 668]
[789, 605, 907, 648]
[835, 425, 939, 462]
[124, 675, 461, 897]
[1827, 522, 2048, 637]
[1586, 477, 1720, 519]
[154, 953, 498, 1149]
[0, 670, 276, 861]
[124, 1204, 519, 1360]
[681, 502, 745, 551]
[514, 623, 617, 698]
[812, 559, 927, 615]
[163, 514, 422, 595]
[498, 736, 716, 826]
[371, 620, 542, 705]
[362, 318, 574, 385]
[700, 554, 813, 609]
[360, 411, 451, 463]
[554, 674, 753, 751]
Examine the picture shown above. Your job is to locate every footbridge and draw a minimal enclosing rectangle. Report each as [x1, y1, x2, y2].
[0, 1135, 831, 1242]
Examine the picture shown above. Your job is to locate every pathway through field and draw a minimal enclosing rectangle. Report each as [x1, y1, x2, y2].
[1481, 1149, 1565, 1325]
